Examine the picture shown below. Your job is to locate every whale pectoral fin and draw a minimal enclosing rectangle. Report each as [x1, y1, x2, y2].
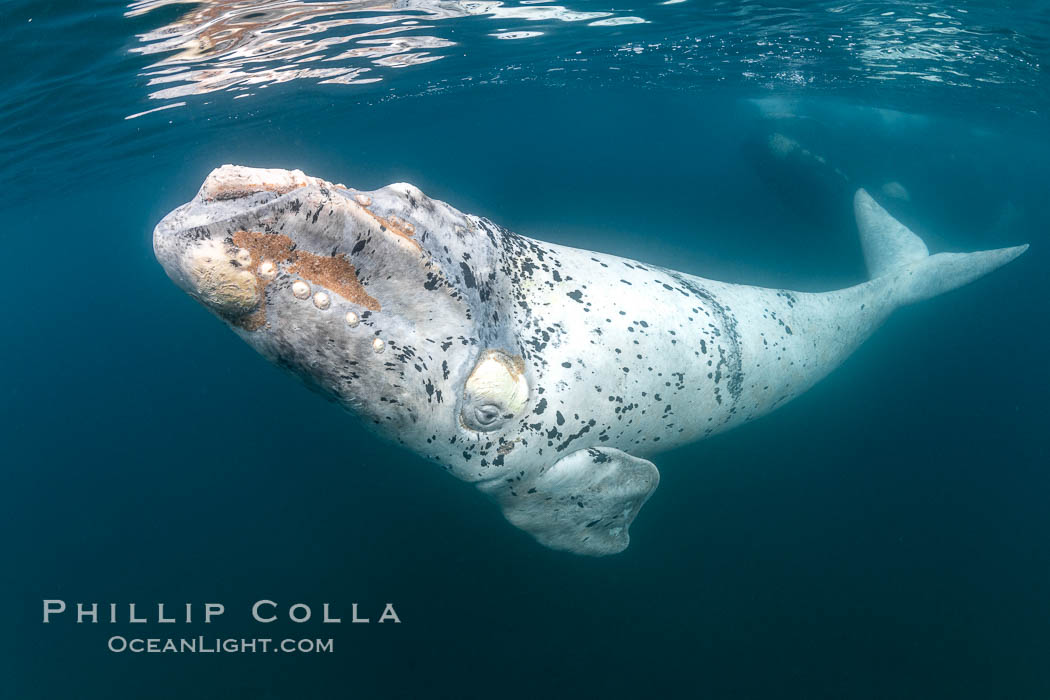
[497, 447, 659, 556]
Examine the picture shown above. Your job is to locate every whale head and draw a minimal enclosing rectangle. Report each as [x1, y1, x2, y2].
[153, 165, 533, 476]
[155, 165, 662, 556]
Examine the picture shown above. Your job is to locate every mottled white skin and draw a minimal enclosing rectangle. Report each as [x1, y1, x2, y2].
[154, 166, 1027, 556]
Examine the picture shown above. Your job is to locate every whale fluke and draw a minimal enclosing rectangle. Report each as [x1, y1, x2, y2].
[854, 188, 1028, 305]
[854, 188, 930, 278]
[885, 245, 1029, 306]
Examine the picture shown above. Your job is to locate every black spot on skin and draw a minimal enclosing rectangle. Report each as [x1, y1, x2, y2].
[459, 262, 477, 289]
[533, 398, 548, 415]
[555, 419, 596, 452]
[567, 290, 584, 303]
[670, 272, 744, 401]
[586, 448, 611, 463]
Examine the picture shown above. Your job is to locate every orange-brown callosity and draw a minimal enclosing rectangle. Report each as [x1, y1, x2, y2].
[229, 229, 380, 331]
[359, 209, 422, 252]
[204, 181, 306, 202]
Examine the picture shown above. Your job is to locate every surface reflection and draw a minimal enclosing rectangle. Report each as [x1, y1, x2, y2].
[127, 0, 643, 100]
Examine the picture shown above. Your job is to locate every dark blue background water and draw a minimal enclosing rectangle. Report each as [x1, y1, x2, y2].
[3, 1, 1048, 698]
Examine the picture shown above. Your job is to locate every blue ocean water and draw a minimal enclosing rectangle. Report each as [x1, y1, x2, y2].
[2, 1, 1048, 697]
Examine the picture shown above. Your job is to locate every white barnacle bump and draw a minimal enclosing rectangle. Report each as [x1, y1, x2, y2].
[234, 248, 252, 266]
[258, 260, 277, 280]
[292, 280, 311, 299]
[313, 291, 331, 310]
[460, 349, 529, 432]
[184, 239, 259, 315]
[354, 193, 372, 207]
[345, 311, 360, 327]
[386, 214, 414, 234]
[372, 337, 386, 354]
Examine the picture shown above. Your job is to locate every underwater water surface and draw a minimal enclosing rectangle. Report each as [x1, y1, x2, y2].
[2, 1, 1049, 698]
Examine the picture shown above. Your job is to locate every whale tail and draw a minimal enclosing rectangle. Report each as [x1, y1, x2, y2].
[854, 188, 1028, 305]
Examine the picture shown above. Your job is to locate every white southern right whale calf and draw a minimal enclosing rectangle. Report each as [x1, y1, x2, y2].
[153, 166, 1027, 555]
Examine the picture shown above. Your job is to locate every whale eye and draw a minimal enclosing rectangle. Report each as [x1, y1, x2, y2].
[474, 404, 502, 426]
[461, 350, 529, 432]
